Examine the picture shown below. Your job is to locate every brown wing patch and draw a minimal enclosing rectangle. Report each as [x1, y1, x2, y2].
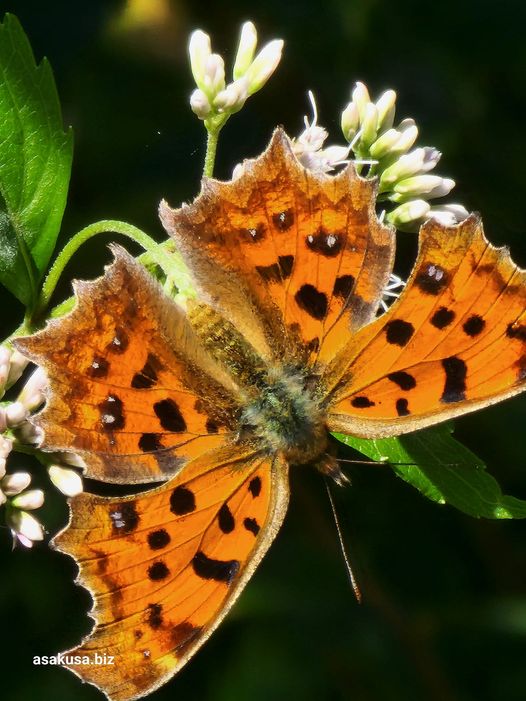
[160, 129, 394, 366]
[15, 249, 241, 483]
[325, 215, 526, 437]
[54, 446, 289, 701]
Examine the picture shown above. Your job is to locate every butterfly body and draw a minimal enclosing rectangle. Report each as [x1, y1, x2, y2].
[15, 129, 526, 701]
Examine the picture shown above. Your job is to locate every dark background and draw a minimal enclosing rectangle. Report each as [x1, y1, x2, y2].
[1, 1, 526, 700]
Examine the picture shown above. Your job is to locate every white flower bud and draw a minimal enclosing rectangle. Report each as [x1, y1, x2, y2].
[17, 366, 47, 412]
[428, 204, 470, 226]
[5, 401, 29, 427]
[351, 82, 371, 120]
[202, 54, 226, 99]
[213, 76, 250, 112]
[392, 120, 418, 154]
[188, 29, 212, 91]
[12, 489, 44, 510]
[233, 22, 258, 79]
[369, 128, 402, 159]
[386, 199, 431, 229]
[394, 174, 454, 198]
[341, 102, 360, 143]
[0, 458, 6, 480]
[375, 89, 396, 132]
[49, 465, 83, 497]
[56, 452, 87, 469]
[8, 509, 44, 545]
[245, 39, 283, 96]
[2, 471, 31, 496]
[0, 436, 13, 458]
[7, 350, 30, 388]
[380, 148, 427, 187]
[189, 88, 212, 119]
[360, 103, 379, 149]
[15, 421, 44, 446]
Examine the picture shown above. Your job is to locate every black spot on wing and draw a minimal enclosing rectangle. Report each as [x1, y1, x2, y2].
[248, 476, 261, 497]
[385, 319, 414, 347]
[387, 371, 416, 391]
[170, 486, 196, 515]
[147, 561, 170, 581]
[138, 432, 163, 452]
[430, 307, 455, 329]
[506, 322, 526, 342]
[463, 315, 485, 337]
[109, 502, 139, 534]
[351, 396, 376, 408]
[147, 529, 171, 550]
[218, 504, 235, 534]
[295, 284, 328, 320]
[441, 356, 467, 403]
[192, 551, 240, 584]
[154, 398, 187, 432]
[272, 209, 294, 231]
[132, 353, 161, 389]
[146, 603, 163, 629]
[205, 418, 219, 433]
[107, 327, 129, 353]
[306, 228, 343, 257]
[99, 394, 125, 430]
[415, 262, 449, 295]
[244, 517, 260, 535]
[395, 398, 410, 416]
[87, 355, 109, 378]
[333, 275, 355, 301]
[256, 255, 294, 282]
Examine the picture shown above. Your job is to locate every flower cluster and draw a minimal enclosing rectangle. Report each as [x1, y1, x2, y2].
[189, 22, 283, 127]
[340, 82, 469, 232]
[0, 349, 83, 548]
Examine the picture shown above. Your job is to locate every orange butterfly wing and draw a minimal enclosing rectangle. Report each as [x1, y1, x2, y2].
[325, 215, 526, 436]
[17, 249, 239, 483]
[55, 446, 288, 701]
[160, 129, 395, 365]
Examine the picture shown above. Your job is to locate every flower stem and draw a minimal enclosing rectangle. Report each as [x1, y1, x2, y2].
[33, 220, 181, 324]
[203, 127, 220, 177]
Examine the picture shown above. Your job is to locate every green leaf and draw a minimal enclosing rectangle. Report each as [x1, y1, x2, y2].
[0, 14, 73, 307]
[333, 424, 526, 519]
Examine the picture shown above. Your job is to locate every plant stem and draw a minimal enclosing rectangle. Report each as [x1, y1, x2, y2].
[203, 127, 220, 177]
[33, 220, 179, 323]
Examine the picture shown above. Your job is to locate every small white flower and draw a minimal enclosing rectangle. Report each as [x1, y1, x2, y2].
[190, 88, 212, 119]
[17, 366, 47, 412]
[244, 39, 284, 96]
[427, 204, 470, 227]
[393, 174, 455, 199]
[48, 465, 83, 497]
[7, 350, 29, 388]
[15, 421, 44, 446]
[201, 53, 226, 100]
[213, 76, 250, 113]
[386, 199, 431, 230]
[375, 89, 396, 132]
[188, 29, 212, 92]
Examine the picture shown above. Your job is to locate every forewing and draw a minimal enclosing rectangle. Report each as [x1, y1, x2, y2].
[160, 129, 394, 365]
[15, 249, 240, 483]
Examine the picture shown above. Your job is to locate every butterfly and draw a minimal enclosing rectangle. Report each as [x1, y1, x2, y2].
[16, 129, 526, 701]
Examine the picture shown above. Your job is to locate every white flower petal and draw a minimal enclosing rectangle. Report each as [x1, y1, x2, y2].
[12, 489, 44, 510]
[2, 471, 31, 496]
[49, 465, 83, 497]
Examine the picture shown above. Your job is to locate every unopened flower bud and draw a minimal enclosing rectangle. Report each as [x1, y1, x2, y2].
[18, 366, 47, 412]
[351, 82, 370, 120]
[7, 350, 29, 388]
[49, 465, 83, 497]
[375, 89, 396, 132]
[202, 53, 226, 99]
[428, 204, 470, 226]
[8, 509, 44, 545]
[341, 102, 360, 143]
[245, 39, 283, 95]
[213, 76, 249, 112]
[5, 401, 29, 427]
[359, 103, 378, 150]
[392, 120, 418, 154]
[2, 471, 31, 496]
[12, 488, 44, 510]
[0, 436, 13, 458]
[386, 199, 431, 229]
[190, 89, 212, 119]
[233, 21, 258, 79]
[394, 174, 454, 199]
[56, 452, 87, 469]
[369, 128, 402, 159]
[16, 421, 44, 446]
[189, 29, 212, 91]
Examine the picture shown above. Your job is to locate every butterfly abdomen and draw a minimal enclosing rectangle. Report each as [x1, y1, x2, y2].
[240, 365, 327, 464]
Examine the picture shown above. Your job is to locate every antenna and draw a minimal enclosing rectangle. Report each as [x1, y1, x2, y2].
[324, 476, 362, 604]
